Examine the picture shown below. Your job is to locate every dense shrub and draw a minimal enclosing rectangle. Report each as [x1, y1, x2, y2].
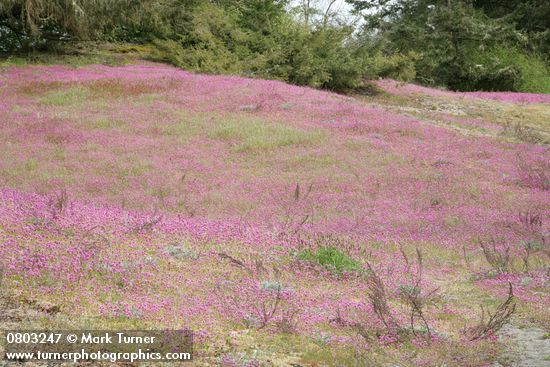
[0, 0, 196, 45]
[348, 0, 550, 92]
[276, 27, 366, 90]
[449, 46, 550, 93]
[151, 9, 367, 91]
[152, 4, 247, 74]
[364, 51, 421, 81]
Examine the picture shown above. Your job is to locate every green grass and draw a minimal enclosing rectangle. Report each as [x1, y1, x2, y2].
[116, 161, 152, 180]
[284, 153, 338, 171]
[93, 118, 127, 130]
[160, 112, 326, 149]
[0, 161, 73, 188]
[209, 116, 325, 152]
[298, 247, 360, 274]
[41, 87, 90, 106]
[160, 113, 211, 144]
[0, 49, 130, 69]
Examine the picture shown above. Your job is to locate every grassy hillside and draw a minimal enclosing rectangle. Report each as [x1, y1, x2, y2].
[0, 61, 549, 366]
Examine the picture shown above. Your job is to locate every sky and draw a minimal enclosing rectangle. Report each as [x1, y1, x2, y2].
[288, 0, 360, 24]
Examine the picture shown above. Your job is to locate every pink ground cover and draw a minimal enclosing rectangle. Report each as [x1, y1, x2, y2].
[2, 64, 546, 245]
[372, 79, 550, 104]
[0, 63, 548, 357]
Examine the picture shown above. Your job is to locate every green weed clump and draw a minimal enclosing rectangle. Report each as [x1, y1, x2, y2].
[298, 247, 359, 274]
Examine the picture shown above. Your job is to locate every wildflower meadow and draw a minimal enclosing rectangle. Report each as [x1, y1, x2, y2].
[0, 62, 549, 366]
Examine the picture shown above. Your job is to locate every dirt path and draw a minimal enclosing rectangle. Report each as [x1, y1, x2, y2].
[495, 325, 550, 367]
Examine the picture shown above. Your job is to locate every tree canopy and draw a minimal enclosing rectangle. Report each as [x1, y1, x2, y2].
[1, 0, 549, 92]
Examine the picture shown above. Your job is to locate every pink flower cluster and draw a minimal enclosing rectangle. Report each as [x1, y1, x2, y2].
[373, 79, 550, 104]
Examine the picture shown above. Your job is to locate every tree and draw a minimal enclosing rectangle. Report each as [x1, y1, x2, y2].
[346, 0, 550, 91]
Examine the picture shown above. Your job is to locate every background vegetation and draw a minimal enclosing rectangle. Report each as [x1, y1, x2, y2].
[1, 0, 549, 92]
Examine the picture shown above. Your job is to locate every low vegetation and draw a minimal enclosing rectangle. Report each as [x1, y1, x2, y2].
[298, 246, 360, 274]
[1, 1, 549, 365]
[1, 61, 549, 365]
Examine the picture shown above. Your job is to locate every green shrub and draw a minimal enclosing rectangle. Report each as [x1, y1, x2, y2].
[280, 28, 366, 91]
[449, 45, 550, 93]
[298, 247, 359, 274]
[150, 3, 248, 74]
[0, 21, 23, 52]
[514, 52, 550, 93]
[365, 51, 420, 82]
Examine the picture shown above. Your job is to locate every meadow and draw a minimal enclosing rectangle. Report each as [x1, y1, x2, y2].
[0, 62, 549, 366]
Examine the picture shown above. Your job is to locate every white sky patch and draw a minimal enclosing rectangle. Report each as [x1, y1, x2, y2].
[288, 0, 361, 25]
